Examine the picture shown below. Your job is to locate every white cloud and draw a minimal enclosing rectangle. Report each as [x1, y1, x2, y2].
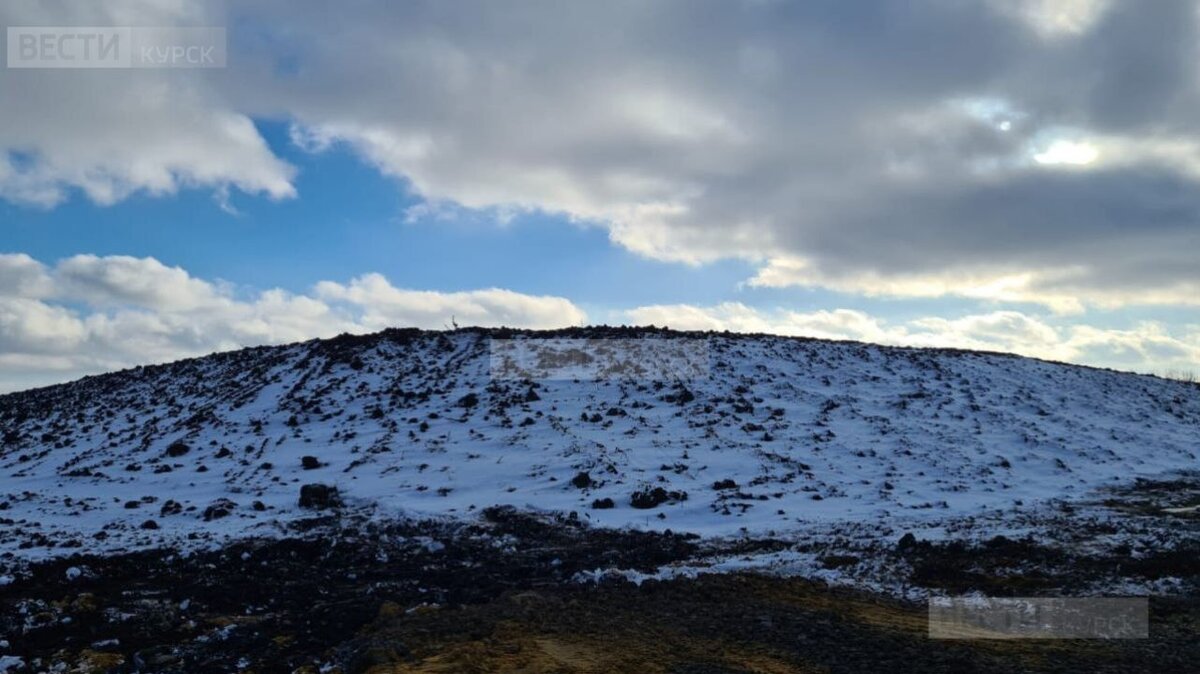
[0, 254, 586, 392]
[0, 298, 87, 354]
[1033, 140, 1099, 166]
[246, 2, 1200, 308]
[0, 251, 1193, 393]
[993, 0, 1113, 38]
[0, 253, 55, 298]
[627, 303, 896, 343]
[315, 273, 587, 330]
[0, 3, 296, 207]
[55, 255, 227, 311]
[2, 1, 1200, 313]
[626, 302, 1200, 374]
[748, 256, 1200, 314]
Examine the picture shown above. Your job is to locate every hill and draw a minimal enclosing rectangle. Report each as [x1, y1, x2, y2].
[1, 326, 1197, 561]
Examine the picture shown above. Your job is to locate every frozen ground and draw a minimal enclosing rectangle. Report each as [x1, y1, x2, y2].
[0, 327, 1197, 566]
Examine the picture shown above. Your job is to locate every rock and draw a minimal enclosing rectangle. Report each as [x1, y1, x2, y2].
[342, 637, 409, 674]
[591, 497, 615, 509]
[140, 519, 159, 530]
[202, 498, 236, 521]
[820, 554, 860, 569]
[630, 487, 688, 509]
[133, 645, 181, 670]
[159, 500, 183, 516]
[570, 471, 592, 489]
[164, 441, 189, 458]
[74, 649, 124, 673]
[712, 479, 738, 490]
[301, 455, 321, 470]
[299, 483, 341, 509]
[72, 593, 100, 613]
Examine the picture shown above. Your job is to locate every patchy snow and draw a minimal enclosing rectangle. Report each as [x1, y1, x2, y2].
[0, 327, 1196, 563]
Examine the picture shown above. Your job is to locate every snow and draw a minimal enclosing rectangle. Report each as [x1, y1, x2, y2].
[0, 328, 1196, 562]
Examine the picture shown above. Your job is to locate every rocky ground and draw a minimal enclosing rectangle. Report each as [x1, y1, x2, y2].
[5, 327, 1199, 557]
[1, 504, 1197, 674]
[3, 328, 1199, 671]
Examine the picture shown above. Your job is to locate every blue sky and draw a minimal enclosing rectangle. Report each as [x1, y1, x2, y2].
[5, 118, 1001, 322]
[1, 1, 1198, 391]
[6, 121, 750, 303]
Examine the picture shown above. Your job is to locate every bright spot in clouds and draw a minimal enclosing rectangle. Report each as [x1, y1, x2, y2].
[0, 0, 1197, 388]
[1034, 140, 1099, 166]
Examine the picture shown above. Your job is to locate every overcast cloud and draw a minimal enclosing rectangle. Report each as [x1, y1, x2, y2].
[1, 0, 1198, 387]
[5, 0, 1200, 302]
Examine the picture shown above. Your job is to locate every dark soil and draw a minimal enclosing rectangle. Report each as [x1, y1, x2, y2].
[0, 508, 1195, 673]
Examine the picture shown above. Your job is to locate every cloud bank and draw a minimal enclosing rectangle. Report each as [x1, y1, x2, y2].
[0, 252, 1193, 393]
[626, 303, 1200, 376]
[0, 253, 585, 392]
[3, 1, 1200, 311]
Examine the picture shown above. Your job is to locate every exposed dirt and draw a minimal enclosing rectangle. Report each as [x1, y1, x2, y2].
[0, 509, 1196, 673]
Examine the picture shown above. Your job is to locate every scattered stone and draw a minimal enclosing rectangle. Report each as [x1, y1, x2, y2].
[630, 487, 688, 510]
[343, 637, 410, 674]
[202, 498, 236, 521]
[299, 483, 341, 510]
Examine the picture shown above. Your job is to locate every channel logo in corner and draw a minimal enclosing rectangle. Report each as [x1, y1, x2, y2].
[7, 26, 226, 68]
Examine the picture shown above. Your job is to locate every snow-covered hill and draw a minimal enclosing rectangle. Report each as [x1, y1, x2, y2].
[1, 326, 1197, 560]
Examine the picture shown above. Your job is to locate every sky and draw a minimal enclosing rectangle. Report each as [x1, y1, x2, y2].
[1, 0, 1199, 392]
